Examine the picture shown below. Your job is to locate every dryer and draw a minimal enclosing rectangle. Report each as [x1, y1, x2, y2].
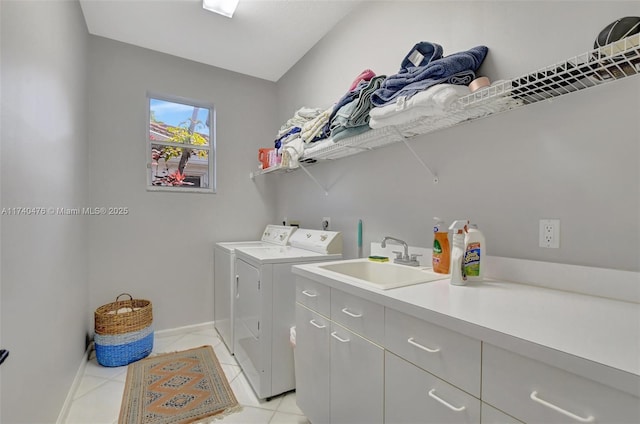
[214, 225, 297, 353]
[233, 229, 342, 400]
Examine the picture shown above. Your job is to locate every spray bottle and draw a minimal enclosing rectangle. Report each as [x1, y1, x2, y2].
[464, 223, 485, 282]
[448, 220, 469, 286]
[432, 217, 450, 274]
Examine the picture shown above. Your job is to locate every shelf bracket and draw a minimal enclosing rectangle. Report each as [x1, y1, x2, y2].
[391, 126, 438, 183]
[298, 163, 329, 196]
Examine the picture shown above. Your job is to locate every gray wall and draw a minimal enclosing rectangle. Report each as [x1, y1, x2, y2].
[87, 36, 278, 331]
[275, 1, 640, 272]
[0, 1, 90, 422]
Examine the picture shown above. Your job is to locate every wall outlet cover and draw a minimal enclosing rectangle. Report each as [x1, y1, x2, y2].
[539, 219, 560, 248]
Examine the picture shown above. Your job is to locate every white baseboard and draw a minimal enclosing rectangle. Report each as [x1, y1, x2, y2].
[56, 343, 93, 424]
[154, 321, 215, 337]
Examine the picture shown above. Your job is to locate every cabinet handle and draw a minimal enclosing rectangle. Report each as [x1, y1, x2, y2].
[428, 389, 466, 412]
[330, 331, 350, 343]
[235, 275, 239, 299]
[407, 337, 440, 353]
[301, 290, 317, 298]
[309, 319, 326, 329]
[341, 308, 362, 318]
[530, 391, 594, 423]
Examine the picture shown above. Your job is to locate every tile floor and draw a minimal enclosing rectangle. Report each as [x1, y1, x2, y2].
[64, 325, 309, 424]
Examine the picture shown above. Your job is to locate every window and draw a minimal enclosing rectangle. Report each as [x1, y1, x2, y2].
[147, 93, 216, 193]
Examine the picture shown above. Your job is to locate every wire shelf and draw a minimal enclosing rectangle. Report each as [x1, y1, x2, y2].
[257, 34, 640, 177]
[302, 126, 404, 161]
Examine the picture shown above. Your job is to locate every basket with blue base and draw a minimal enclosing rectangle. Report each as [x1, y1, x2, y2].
[94, 293, 153, 367]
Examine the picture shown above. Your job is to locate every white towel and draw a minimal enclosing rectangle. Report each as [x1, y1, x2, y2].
[301, 106, 333, 143]
[281, 136, 305, 169]
[369, 84, 469, 129]
[277, 107, 323, 137]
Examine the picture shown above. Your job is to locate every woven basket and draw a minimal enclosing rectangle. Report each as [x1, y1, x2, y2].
[94, 293, 153, 367]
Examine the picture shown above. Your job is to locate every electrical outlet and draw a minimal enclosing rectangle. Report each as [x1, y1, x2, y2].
[321, 217, 331, 230]
[539, 219, 560, 248]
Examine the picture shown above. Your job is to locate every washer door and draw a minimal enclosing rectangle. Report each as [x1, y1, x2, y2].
[234, 258, 262, 394]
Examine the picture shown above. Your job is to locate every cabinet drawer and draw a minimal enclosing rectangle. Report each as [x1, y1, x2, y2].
[385, 308, 481, 397]
[295, 277, 330, 316]
[483, 343, 640, 423]
[331, 288, 384, 344]
[385, 351, 480, 424]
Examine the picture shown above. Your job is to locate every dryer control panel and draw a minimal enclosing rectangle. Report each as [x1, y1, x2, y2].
[289, 228, 343, 254]
[261, 225, 297, 245]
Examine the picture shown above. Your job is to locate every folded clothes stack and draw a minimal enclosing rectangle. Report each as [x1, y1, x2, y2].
[369, 83, 470, 129]
[273, 40, 497, 166]
[371, 42, 489, 107]
[330, 75, 386, 142]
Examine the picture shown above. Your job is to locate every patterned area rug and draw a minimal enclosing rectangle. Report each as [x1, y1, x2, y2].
[119, 346, 240, 424]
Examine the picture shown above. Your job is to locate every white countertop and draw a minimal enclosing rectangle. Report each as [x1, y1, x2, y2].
[292, 259, 640, 378]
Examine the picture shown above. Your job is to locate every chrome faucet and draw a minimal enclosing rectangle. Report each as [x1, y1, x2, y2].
[380, 236, 421, 266]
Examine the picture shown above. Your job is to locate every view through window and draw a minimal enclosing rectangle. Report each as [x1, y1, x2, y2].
[148, 94, 215, 192]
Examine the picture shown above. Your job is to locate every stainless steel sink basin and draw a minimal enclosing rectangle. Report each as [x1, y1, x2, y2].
[318, 260, 445, 289]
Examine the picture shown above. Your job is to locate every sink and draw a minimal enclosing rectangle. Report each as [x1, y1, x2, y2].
[318, 260, 445, 290]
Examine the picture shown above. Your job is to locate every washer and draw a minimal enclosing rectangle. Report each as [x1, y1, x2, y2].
[233, 229, 342, 400]
[214, 225, 297, 354]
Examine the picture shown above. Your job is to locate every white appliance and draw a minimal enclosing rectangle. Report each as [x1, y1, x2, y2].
[233, 229, 342, 400]
[214, 225, 297, 354]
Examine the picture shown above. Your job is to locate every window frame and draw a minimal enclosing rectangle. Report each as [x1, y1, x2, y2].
[146, 92, 217, 194]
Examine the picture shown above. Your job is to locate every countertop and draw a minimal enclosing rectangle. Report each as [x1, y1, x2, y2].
[292, 259, 640, 381]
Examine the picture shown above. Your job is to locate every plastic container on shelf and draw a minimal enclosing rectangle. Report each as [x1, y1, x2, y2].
[258, 148, 274, 169]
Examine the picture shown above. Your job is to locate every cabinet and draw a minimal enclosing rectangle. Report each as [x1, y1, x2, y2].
[482, 343, 640, 423]
[385, 351, 480, 423]
[481, 403, 523, 424]
[330, 322, 383, 424]
[385, 307, 481, 397]
[294, 274, 640, 424]
[294, 277, 384, 424]
[294, 304, 330, 424]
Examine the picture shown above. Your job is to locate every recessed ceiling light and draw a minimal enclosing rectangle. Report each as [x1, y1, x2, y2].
[202, 0, 239, 18]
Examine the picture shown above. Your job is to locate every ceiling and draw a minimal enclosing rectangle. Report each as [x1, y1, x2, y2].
[79, 0, 361, 82]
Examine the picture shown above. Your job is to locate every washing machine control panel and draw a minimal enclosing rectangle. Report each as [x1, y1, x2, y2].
[261, 225, 297, 245]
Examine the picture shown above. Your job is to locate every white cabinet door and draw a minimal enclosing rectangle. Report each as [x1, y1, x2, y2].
[330, 322, 384, 424]
[295, 303, 330, 424]
[385, 351, 481, 424]
[481, 403, 523, 423]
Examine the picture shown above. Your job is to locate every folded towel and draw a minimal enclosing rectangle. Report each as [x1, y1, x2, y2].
[301, 106, 333, 143]
[348, 69, 376, 91]
[275, 126, 301, 148]
[369, 84, 470, 129]
[346, 75, 386, 127]
[372, 46, 488, 107]
[277, 107, 322, 137]
[332, 125, 370, 142]
[329, 100, 358, 134]
[281, 136, 305, 169]
[400, 41, 443, 70]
